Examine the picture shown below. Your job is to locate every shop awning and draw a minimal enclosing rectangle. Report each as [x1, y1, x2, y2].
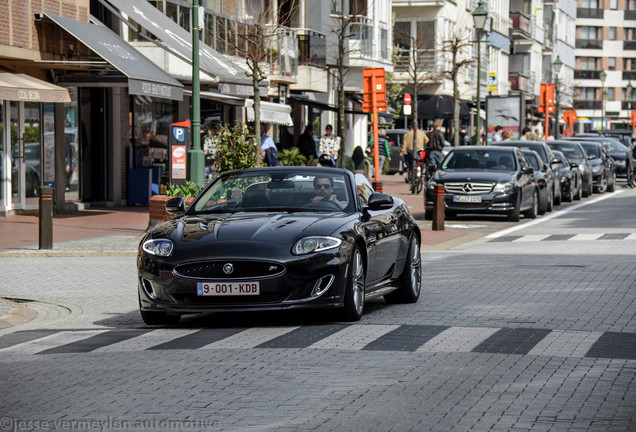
[42, 14, 183, 101]
[103, 0, 245, 82]
[183, 89, 245, 106]
[245, 100, 293, 126]
[0, 68, 70, 103]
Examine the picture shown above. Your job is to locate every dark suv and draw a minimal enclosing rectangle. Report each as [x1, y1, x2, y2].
[490, 141, 562, 207]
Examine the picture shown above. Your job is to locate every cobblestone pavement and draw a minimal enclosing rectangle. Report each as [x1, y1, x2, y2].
[0, 189, 634, 431]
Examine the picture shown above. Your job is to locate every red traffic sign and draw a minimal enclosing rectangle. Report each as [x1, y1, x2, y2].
[404, 93, 411, 105]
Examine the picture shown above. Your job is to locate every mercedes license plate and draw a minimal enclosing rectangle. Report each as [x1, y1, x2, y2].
[197, 282, 260, 296]
[453, 195, 482, 203]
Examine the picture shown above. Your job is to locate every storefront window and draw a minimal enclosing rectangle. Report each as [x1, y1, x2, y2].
[132, 96, 177, 173]
[0, 100, 3, 204]
[23, 103, 41, 201]
[65, 88, 80, 201]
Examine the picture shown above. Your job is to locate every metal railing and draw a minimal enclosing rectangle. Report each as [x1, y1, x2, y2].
[577, 8, 604, 19]
[623, 70, 636, 80]
[509, 72, 530, 93]
[576, 39, 603, 49]
[510, 12, 531, 37]
[393, 48, 440, 76]
[625, 10, 636, 20]
[296, 29, 326, 67]
[573, 100, 602, 109]
[624, 40, 636, 50]
[347, 16, 374, 58]
[574, 70, 601, 80]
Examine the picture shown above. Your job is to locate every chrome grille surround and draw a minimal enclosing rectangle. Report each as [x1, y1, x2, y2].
[173, 261, 285, 279]
[444, 182, 494, 194]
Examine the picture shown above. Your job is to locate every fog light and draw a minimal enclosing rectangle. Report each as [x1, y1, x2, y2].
[140, 277, 157, 299]
[311, 275, 335, 297]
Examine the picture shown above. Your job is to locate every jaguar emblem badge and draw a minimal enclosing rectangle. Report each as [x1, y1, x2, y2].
[223, 263, 234, 275]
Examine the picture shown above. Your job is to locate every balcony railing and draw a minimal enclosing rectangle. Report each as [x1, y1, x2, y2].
[510, 12, 531, 37]
[509, 72, 530, 93]
[347, 16, 374, 59]
[624, 41, 636, 50]
[574, 70, 601, 80]
[625, 10, 636, 20]
[297, 29, 326, 68]
[622, 101, 636, 109]
[576, 39, 602, 49]
[573, 100, 602, 109]
[268, 27, 299, 78]
[577, 8, 604, 19]
[394, 48, 439, 76]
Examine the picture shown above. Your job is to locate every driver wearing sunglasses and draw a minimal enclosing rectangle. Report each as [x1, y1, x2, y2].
[311, 176, 343, 207]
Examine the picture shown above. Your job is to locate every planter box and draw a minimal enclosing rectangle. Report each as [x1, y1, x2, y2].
[148, 195, 195, 230]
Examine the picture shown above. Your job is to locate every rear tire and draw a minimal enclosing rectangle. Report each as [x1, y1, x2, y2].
[384, 236, 421, 304]
[340, 246, 365, 322]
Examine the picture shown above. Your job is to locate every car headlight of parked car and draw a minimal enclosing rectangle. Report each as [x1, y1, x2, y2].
[615, 160, 626, 167]
[578, 164, 588, 174]
[592, 165, 601, 174]
[142, 239, 174, 256]
[292, 236, 342, 255]
[493, 182, 513, 194]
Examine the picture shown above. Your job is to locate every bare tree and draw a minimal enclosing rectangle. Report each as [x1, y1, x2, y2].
[328, 11, 364, 161]
[393, 25, 436, 131]
[440, 31, 473, 146]
[220, 1, 296, 143]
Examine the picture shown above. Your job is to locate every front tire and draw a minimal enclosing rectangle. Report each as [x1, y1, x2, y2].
[340, 246, 365, 322]
[384, 236, 421, 304]
[607, 172, 616, 192]
[523, 189, 538, 219]
[596, 174, 608, 193]
[507, 195, 521, 222]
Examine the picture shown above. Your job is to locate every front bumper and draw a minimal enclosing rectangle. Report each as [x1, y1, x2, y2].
[138, 251, 350, 315]
[425, 190, 518, 214]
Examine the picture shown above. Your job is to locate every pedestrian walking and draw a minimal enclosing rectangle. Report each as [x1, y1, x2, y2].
[426, 121, 445, 170]
[368, 128, 391, 172]
[318, 125, 341, 167]
[400, 121, 428, 181]
[297, 125, 317, 166]
[492, 125, 504, 142]
[260, 124, 279, 166]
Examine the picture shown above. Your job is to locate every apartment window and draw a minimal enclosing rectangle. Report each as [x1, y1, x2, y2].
[579, 88, 598, 100]
[607, 88, 616, 100]
[416, 21, 435, 50]
[629, 0, 636, 11]
[610, 0, 618, 9]
[579, 26, 599, 40]
[350, 0, 367, 16]
[609, 57, 617, 70]
[380, 28, 388, 60]
[610, 27, 617, 40]
[582, 0, 599, 7]
[579, 57, 598, 70]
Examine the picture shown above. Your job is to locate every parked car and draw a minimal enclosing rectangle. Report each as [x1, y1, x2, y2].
[425, 146, 538, 222]
[578, 141, 616, 193]
[567, 135, 634, 179]
[138, 167, 422, 324]
[547, 140, 594, 197]
[385, 129, 407, 175]
[521, 149, 552, 214]
[551, 149, 582, 202]
[490, 141, 562, 206]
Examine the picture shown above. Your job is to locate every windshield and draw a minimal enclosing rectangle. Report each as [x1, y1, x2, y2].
[189, 170, 354, 214]
[524, 153, 542, 171]
[442, 149, 517, 171]
[548, 143, 585, 159]
[602, 140, 627, 152]
[580, 143, 601, 158]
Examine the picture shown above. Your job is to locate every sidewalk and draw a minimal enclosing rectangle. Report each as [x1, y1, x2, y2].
[0, 173, 476, 256]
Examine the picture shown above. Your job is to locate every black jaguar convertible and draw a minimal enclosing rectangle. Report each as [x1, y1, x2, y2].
[138, 167, 422, 324]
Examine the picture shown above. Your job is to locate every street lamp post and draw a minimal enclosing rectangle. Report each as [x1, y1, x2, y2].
[553, 56, 563, 139]
[473, 3, 487, 145]
[600, 70, 607, 131]
[188, 0, 205, 185]
[627, 81, 634, 134]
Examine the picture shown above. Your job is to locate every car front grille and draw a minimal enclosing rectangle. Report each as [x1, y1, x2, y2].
[444, 182, 493, 194]
[172, 293, 288, 304]
[174, 261, 285, 279]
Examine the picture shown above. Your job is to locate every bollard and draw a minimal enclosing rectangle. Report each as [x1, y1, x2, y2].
[432, 184, 445, 231]
[39, 186, 54, 250]
[372, 181, 383, 193]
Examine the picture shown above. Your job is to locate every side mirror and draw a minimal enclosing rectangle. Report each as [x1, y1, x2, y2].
[588, 154, 596, 160]
[521, 166, 534, 175]
[366, 193, 394, 211]
[570, 163, 579, 170]
[552, 158, 562, 165]
[165, 197, 186, 215]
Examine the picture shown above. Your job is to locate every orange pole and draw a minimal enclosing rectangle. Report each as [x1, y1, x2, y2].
[371, 74, 380, 182]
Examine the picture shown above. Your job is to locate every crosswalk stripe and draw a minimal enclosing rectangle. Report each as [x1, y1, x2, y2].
[308, 324, 400, 350]
[199, 326, 300, 349]
[569, 233, 603, 241]
[527, 330, 604, 357]
[512, 235, 550, 242]
[92, 329, 201, 352]
[626, 233, 636, 240]
[417, 326, 500, 353]
[0, 330, 109, 355]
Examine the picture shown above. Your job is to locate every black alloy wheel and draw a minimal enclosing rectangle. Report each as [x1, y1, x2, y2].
[607, 172, 616, 192]
[596, 174, 608, 194]
[341, 246, 365, 322]
[507, 195, 521, 222]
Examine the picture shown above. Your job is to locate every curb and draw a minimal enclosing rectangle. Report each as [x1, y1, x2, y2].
[0, 298, 37, 329]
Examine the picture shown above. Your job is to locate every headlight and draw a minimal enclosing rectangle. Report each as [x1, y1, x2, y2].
[578, 164, 587, 173]
[292, 236, 342, 255]
[427, 181, 438, 190]
[493, 182, 513, 194]
[592, 165, 601, 174]
[615, 160, 626, 167]
[142, 239, 174, 256]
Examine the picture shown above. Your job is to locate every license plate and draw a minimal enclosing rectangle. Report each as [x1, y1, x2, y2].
[453, 195, 482, 203]
[197, 281, 260, 296]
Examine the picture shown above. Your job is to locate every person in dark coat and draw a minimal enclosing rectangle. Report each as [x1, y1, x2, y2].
[297, 125, 317, 165]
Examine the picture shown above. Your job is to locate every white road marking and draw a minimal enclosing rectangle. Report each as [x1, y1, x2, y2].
[199, 326, 300, 349]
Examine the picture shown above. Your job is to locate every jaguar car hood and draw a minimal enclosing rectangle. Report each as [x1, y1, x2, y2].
[149, 212, 352, 246]
[435, 170, 515, 184]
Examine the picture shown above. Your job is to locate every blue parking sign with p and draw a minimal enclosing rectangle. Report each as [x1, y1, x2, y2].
[173, 127, 186, 142]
